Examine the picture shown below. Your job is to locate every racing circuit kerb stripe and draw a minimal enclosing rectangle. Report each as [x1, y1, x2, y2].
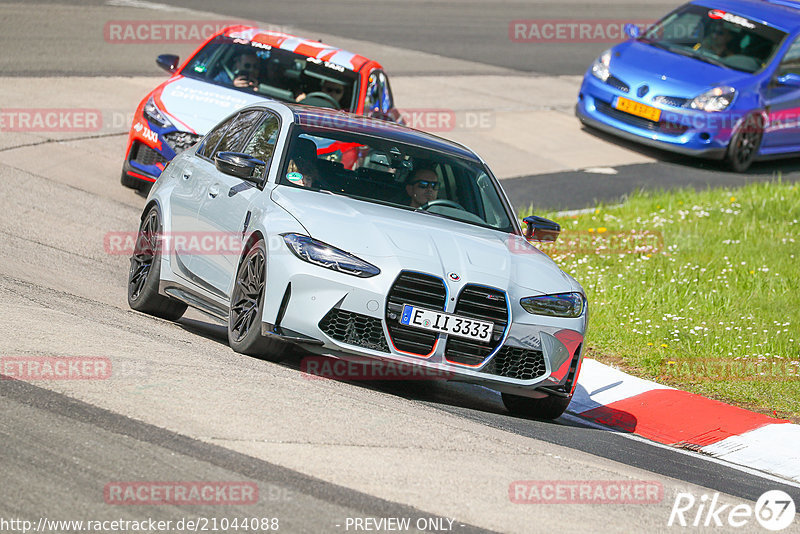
[579, 389, 789, 447]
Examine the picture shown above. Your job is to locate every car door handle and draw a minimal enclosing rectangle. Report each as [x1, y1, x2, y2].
[208, 184, 220, 198]
[182, 169, 192, 180]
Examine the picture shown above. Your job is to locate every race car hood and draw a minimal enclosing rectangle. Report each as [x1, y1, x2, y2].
[608, 40, 752, 99]
[153, 76, 269, 134]
[272, 186, 578, 295]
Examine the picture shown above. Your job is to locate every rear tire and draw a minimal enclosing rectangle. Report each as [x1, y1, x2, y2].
[228, 240, 289, 362]
[502, 392, 572, 420]
[724, 113, 763, 172]
[127, 207, 187, 320]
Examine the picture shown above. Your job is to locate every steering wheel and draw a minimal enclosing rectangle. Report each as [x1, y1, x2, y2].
[417, 199, 465, 211]
[299, 91, 341, 110]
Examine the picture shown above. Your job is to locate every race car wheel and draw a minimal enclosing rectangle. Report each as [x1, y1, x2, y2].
[501, 392, 572, 420]
[228, 240, 288, 361]
[724, 113, 763, 172]
[127, 207, 187, 320]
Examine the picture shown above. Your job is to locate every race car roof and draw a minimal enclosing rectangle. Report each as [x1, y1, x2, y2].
[221, 25, 373, 72]
[288, 105, 481, 163]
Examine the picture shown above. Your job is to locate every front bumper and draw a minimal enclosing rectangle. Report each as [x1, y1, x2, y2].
[263, 256, 586, 397]
[576, 74, 732, 160]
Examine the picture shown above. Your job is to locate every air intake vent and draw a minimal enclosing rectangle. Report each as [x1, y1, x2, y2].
[444, 285, 508, 366]
[483, 346, 546, 381]
[385, 272, 446, 356]
[319, 309, 389, 352]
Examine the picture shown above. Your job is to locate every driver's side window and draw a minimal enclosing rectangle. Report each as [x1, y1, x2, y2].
[778, 36, 800, 76]
[241, 113, 280, 163]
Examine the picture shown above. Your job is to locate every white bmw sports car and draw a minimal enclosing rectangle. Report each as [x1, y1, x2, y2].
[128, 102, 588, 419]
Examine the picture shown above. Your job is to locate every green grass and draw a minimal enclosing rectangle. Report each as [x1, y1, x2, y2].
[528, 180, 800, 420]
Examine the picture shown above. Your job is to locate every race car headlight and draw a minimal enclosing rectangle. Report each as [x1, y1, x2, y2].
[143, 97, 172, 128]
[282, 233, 380, 278]
[520, 293, 585, 318]
[689, 86, 736, 112]
[591, 49, 612, 82]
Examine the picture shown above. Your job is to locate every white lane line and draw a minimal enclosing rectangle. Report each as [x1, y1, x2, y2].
[106, 0, 192, 11]
[583, 166, 619, 175]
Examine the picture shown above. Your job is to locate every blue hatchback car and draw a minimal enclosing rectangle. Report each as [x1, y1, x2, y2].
[576, 0, 800, 171]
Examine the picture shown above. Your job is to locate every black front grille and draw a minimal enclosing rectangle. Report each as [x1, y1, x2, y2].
[385, 272, 447, 356]
[595, 100, 689, 135]
[483, 346, 546, 381]
[653, 95, 688, 108]
[319, 309, 389, 353]
[444, 286, 508, 366]
[606, 75, 629, 93]
[131, 142, 168, 167]
[164, 131, 201, 153]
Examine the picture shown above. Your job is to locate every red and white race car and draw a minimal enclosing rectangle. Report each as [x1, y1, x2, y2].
[122, 25, 401, 189]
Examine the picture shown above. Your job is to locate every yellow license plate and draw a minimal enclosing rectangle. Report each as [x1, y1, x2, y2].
[614, 97, 661, 122]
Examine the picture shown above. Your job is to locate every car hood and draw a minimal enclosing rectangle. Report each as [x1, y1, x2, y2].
[154, 76, 269, 134]
[610, 40, 752, 99]
[271, 186, 579, 295]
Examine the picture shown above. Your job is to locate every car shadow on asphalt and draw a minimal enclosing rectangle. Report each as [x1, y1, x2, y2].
[581, 124, 800, 176]
[173, 319, 634, 432]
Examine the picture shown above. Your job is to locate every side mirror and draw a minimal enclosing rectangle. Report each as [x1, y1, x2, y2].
[156, 54, 180, 74]
[523, 215, 561, 243]
[214, 152, 267, 186]
[624, 23, 641, 39]
[777, 72, 800, 87]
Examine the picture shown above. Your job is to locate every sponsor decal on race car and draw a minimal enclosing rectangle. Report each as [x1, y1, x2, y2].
[707, 10, 756, 29]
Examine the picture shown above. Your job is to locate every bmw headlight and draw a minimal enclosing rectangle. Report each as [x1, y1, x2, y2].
[689, 86, 736, 112]
[591, 49, 612, 82]
[143, 97, 173, 128]
[282, 234, 380, 278]
[520, 293, 585, 318]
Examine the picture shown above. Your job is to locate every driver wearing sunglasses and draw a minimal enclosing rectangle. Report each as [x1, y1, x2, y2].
[405, 168, 440, 208]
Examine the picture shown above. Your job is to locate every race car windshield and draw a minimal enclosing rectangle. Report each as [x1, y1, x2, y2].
[278, 127, 516, 233]
[639, 5, 787, 73]
[181, 36, 358, 112]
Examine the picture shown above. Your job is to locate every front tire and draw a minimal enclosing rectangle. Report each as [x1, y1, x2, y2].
[724, 113, 763, 172]
[502, 392, 572, 420]
[228, 240, 288, 361]
[127, 207, 187, 320]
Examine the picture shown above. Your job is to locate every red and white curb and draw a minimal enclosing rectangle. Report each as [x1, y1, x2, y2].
[570, 359, 800, 483]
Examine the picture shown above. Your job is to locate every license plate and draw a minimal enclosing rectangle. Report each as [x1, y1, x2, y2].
[615, 96, 661, 122]
[400, 304, 494, 342]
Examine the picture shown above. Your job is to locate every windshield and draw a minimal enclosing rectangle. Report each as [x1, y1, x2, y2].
[278, 126, 515, 233]
[640, 4, 787, 73]
[181, 36, 359, 112]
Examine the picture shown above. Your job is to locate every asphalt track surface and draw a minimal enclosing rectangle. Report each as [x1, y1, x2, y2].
[1, 1, 800, 533]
